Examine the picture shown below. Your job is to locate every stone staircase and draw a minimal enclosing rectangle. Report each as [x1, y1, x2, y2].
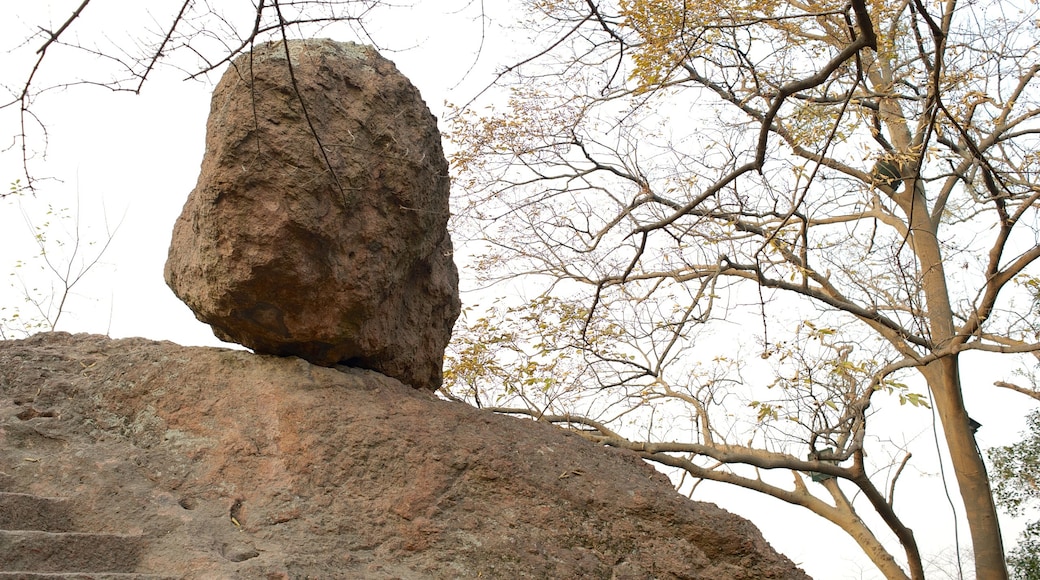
[0, 475, 175, 580]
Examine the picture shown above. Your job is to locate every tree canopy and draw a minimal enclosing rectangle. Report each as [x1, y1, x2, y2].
[447, 0, 1040, 578]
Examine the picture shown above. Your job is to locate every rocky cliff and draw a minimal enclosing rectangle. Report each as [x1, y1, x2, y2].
[0, 333, 809, 578]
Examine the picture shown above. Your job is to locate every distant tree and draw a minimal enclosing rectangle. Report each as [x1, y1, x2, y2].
[989, 410, 1040, 580]
[447, 0, 1040, 578]
[1008, 521, 1040, 580]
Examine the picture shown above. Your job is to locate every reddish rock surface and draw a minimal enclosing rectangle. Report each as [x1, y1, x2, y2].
[164, 39, 460, 390]
[0, 333, 810, 579]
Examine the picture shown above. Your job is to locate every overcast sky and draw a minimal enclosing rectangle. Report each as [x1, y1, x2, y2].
[0, 0, 507, 348]
[1, 2, 1036, 578]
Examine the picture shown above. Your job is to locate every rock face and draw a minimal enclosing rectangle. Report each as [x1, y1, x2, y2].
[164, 39, 460, 390]
[0, 333, 811, 579]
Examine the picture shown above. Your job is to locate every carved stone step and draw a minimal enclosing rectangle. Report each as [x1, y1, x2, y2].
[0, 493, 74, 532]
[0, 574, 178, 579]
[0, 531, 145, 573]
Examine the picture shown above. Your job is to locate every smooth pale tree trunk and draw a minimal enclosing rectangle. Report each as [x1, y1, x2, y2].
[911, 192, 1008, 580]
[923, 357, 1007, 580]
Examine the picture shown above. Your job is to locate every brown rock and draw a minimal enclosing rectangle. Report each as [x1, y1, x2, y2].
[164, 39, 460, 390]
[0, 333, 811, 579]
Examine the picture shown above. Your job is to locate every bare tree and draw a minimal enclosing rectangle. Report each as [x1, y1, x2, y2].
[448, 0, 1040, 578]
[1, 184, 121, 338]
[1, 0, 390, 194]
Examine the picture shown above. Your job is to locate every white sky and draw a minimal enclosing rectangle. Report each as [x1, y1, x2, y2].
[1, 2, 1037, 579]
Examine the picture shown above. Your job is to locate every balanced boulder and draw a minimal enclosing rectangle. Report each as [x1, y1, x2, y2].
[164, 39, 461, 390]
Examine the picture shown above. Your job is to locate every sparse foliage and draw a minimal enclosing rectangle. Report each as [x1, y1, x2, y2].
[1, 184, 121, 339]
[447, 0, 1040, 578]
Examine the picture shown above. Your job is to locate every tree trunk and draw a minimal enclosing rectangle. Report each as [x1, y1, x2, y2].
[911, 191, 1008, 579]
[923, 357, 1008, 580]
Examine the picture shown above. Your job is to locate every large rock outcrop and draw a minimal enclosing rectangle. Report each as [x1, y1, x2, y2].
[165, 39, 460, 390]
[0, 333, 811, 579]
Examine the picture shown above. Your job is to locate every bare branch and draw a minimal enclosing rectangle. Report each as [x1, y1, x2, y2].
[994, 381, 1040, 403]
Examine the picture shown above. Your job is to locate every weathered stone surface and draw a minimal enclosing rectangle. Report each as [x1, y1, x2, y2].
[164, 38, 460, 390]
[0, 333, 812, 579]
